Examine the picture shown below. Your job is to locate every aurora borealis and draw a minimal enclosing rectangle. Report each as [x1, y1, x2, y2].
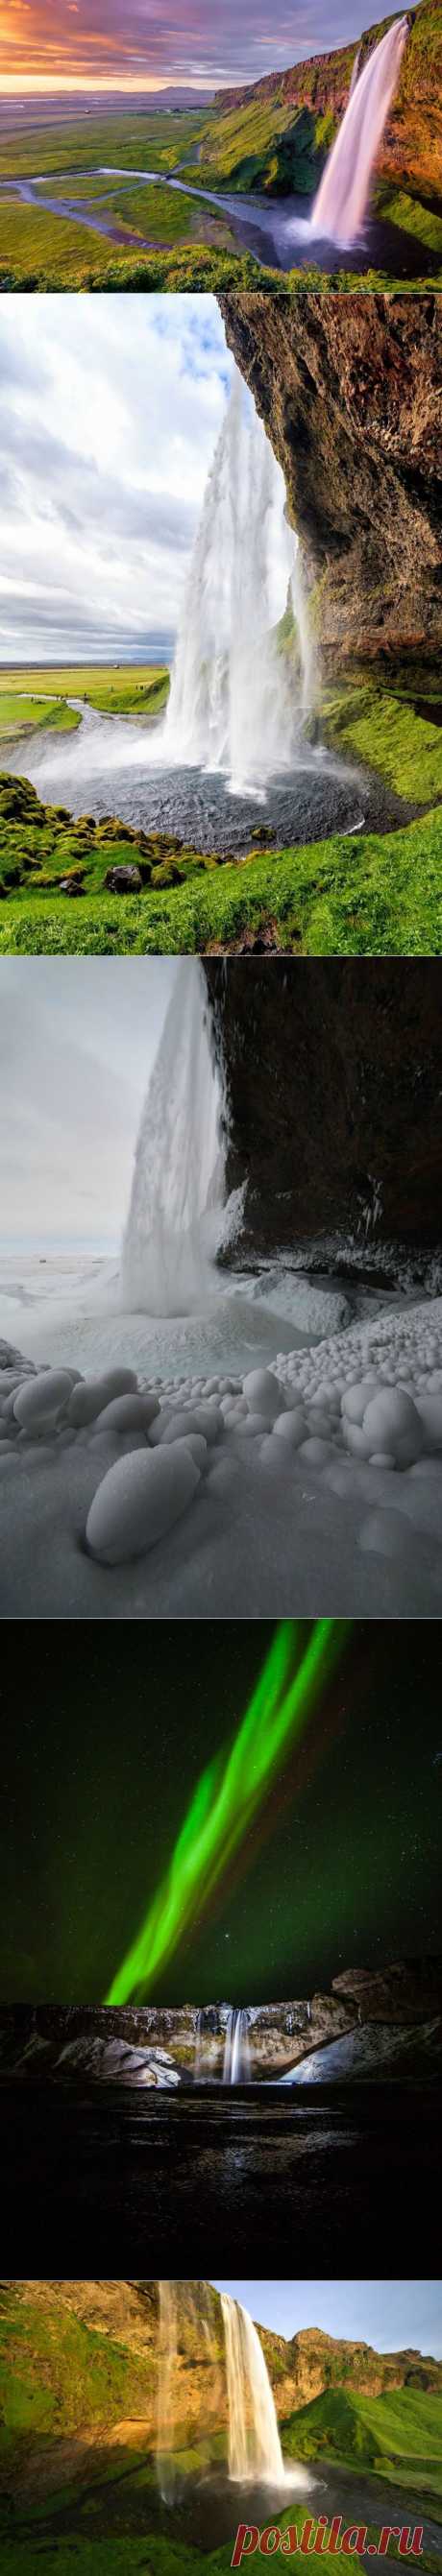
[0, 1623, 440, 2008]
[107, 1620, 348, 2002]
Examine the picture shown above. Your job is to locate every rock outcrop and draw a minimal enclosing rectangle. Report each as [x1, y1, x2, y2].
[219, 292, 442, 662]
[205, 957, 442, 1256]
[1, 1962, 440, 2084]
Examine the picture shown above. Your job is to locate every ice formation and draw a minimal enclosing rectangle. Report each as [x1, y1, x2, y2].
[2, 1298, 442, 1618]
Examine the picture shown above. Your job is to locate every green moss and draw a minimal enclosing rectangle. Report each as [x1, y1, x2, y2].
[375, 180, 442, 254]
[1, 807, 441, 955]
[322, 679, 442, 802]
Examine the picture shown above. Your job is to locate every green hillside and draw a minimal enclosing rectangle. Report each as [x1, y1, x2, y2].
[283, 2384, 442, 2493]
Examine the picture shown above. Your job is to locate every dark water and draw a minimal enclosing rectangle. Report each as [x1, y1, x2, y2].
[176, 2466, 442, 2559]
[6, 724, 399, 854]
[1, 2082, 439, 2271]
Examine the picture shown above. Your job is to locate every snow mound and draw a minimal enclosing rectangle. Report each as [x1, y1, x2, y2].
[2, 1299, 442, 1618]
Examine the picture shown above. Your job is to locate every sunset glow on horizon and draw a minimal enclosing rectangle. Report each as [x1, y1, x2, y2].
[0, 0, 395, 95]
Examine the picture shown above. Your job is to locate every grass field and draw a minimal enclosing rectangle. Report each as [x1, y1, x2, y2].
[0, 694, 79, 736]
[0, 110, 210, 181]
[0, 665, 169, 718]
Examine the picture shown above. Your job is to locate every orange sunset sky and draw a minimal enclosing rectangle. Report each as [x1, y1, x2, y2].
[0, 0, 391, 94]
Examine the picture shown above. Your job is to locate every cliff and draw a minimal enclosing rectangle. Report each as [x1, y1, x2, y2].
[0, 2276, 441, 2485]
[208, 2, 442, 207]
[219, 292, 442, 664]
[1, 1962, 440, 2083]
[205, 957, 442, 1255]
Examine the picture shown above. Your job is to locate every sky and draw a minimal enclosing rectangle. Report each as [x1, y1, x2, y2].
[212, 2281, 442, 2356]
[1, 1622, 440, 2004]
[0, 296, 232, 663]
[0, 956, 177, 1246]
[0, 1, 397, 95]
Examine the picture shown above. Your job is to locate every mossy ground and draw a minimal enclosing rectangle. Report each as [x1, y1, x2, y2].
[0, 677, 440, 955]
[322, 678, 442, 804]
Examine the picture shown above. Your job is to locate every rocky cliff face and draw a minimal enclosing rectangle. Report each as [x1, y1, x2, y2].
[205, 958, 442, 1256]
[1, 2275, 441, 2478]
[219, 293, 442, 662]
[1, 1963, 440, 2084]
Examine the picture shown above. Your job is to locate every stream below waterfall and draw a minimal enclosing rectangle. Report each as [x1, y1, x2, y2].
[0, 174, 435, 281]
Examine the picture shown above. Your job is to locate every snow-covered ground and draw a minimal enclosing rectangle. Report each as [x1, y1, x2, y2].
[1, 1256, 442, 1619]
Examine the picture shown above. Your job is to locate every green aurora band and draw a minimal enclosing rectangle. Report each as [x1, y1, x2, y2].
[106, 1619, 350, 2005]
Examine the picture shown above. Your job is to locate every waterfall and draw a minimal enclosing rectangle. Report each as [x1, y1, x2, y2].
[121, 959, 227, 1315]
[221, 2294, 284, 2483]
[157, 2279, 224, 2497]
[308, 17, 408, 248]
[164, 367, 312, 797]
[223, 2007, 251, 2085]
[348, 45, 360, 103]
[158, 2279, 179, 2503]
[194, 2010, 207, 2080]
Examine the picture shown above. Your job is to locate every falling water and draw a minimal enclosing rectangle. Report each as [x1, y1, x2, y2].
[223, 2008, 252, 2084]
[158, 2279, 179, 2503]
[121, 959, 227, 1315]
[309, 17, 408, 247]
[157, 2280, 223, 2498]
[348, 45, 361, 102]
[165, 367, 312, 798]
[221, 2294, 284, 2482]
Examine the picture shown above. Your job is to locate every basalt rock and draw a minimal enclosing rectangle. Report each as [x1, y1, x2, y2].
[219, 292, 442, 663]
[104, 863, 143, 893]
[205, 957, 442, 1255]
[1, 1963, 440, 2085]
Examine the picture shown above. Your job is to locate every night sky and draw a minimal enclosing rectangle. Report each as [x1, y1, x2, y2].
[1, 1624, 440, 2007]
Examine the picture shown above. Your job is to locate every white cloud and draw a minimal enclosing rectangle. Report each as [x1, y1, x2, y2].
[0, 296, 233, 659]
[0, 956, 178, 1240]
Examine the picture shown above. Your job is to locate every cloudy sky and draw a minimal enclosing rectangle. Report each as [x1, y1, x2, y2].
[0, 296, 232, 662]
[0, 957, 177, 1246]
[0, 1, 395, 93]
